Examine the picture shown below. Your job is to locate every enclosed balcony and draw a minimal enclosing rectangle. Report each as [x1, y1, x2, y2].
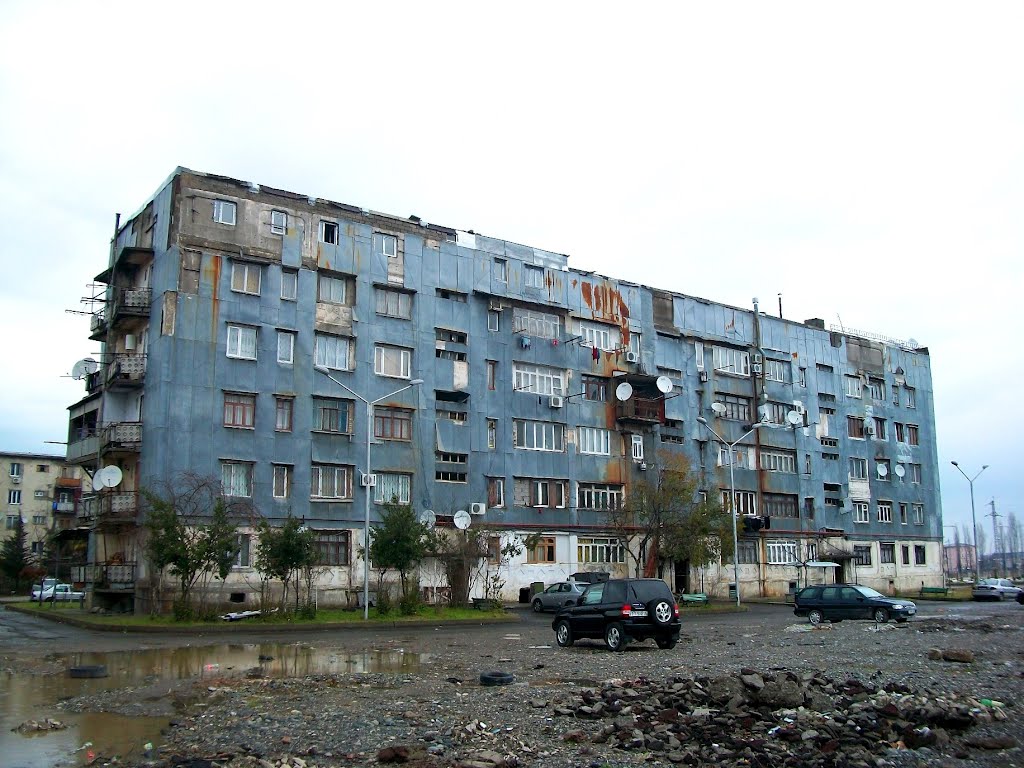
[89, 310, 107, 341]
[615, 396, 664, 424]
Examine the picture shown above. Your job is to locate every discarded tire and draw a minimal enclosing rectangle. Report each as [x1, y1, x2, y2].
[69, 665, 108, 678]
[479, 671, 514, 686]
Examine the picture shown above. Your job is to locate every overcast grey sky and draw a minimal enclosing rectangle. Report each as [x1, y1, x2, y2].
[1, 1, 1020, 546]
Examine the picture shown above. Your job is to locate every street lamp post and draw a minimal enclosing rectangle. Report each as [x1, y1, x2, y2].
[315, 366, 423, 620]
[696, 417, 765, 608]
[950, 461, 988, 579]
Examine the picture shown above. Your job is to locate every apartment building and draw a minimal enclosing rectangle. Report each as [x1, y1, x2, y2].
[64, 168, 943, 611]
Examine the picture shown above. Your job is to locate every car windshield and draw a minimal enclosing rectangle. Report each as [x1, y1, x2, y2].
[978, 579, 999, 586]
[854, 586, 885, 598]
[625, 580, 671, 602]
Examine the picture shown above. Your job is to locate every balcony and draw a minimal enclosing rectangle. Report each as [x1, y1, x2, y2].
[66, 428, 100, 464]
[615, 396, 663, 424]
[89, 310, 107, 341]
[101, 423, 142, 456]
[109, 287, 151, 329]
[74, 560, 136, 591]
[81, 491, 140, 527]
[105, 353, 147, 389]
[54, 501, 76, 513]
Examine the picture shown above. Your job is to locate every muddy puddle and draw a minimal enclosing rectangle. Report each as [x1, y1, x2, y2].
[1, 643, 430, 767]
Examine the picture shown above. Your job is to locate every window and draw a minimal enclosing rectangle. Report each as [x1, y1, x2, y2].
[514, 477, 567, 508]
[374, 473, 411, 504]
[798, 367, 806, 387]
[899, 503, 908, 525]
[37, 464, 49, 473]
[223, 393, 255, 428]
[277, 331, 295, 364]
[909, 463, 922, 483]
[527, 536, 556, 563]
[913, 504, 924, 525]
[877, 501, 893, 523]
[272, 465, 291, 499]
[512, 362, 565, 396]
[880, 543, 896, 564]
[379, 233, 398, 258]
[901, 545, 911, 565]
[436, 287, 467, 302]
[579, 321, 619, 352]
[8, 490, 21, 505]
[315, 531, 351, 565]
[513, 419, 565, 452]
[722, 490, 757, 515]
[695, 342, 704, 370]
[578, 538, 625, 564]
[765, 401, 794, 425]
[319, 220, 338, 244]
[235, 533, 251, 567]
[437, 408, 466, 423]
[629, 331, 641, 357]
[804, 496, 815, 519]
[227, 325, 258, 360]
[524, 264, 544, 288]
[9, 462, 22, 478]
[766, 540, 798, 565]
[436, 349, 467, 362]
[713, 346, 749, 376]
[847, 416, 865, 439]
[906, 425, 919, 446]
[905, 387, 916, 408]
[853, 545, 872, 566]
[436, 327, 467, 342]
[318, 273, 350, 305]
[895, 423, 906, 442]
[314, 398, 353, 434]
[487, 419, 497, 449]
[816, 363, 834, 374]
[732, 540, 758, 565]
[631, 434, 644, 461]
[719, 446, 751, 468]
[763, 493, 798, 518]
[375, 287, 412, 319]
[221, 461, 254, 497]
[719, 393, 751, 422]
[582, 375, 608, 402]
[760, 449, 797, 473]
[435, 452, 468, 464]
[486, 360, 497, 390]
[488, 311, 500, 331]
[867, 377, 885, 400]
[5, 514, 18, 529]
[487, 476, 505, 507]
[213, 199, 236, 225]
[374, 344, 412, 378]
[231, 262, 261, 295]
[281, 269, 297, 301]
[487, 537, 501, 564]
[314, 334, 351, 370]
[435, 470, 467, 483]
[914, 545, 926, 565]
[822, 452, 839, 461]
[512, 308, 560, 339]
[311, 464, 353, 500]
[577, 483, 623, 511]
[369, 406, 410, 442]
[892, 384, 900, 405]
[849, 457, 867, 479]
[493, 258, 507, 281]
[764, 359, 787, 383]
[872, 417, 886, 440]
[270, 210, 287, 235]
[853, 502, 869, 523]
[876, 459, 891, 480]
[843, 375, 862, 398]
[577, 426, 611, 455]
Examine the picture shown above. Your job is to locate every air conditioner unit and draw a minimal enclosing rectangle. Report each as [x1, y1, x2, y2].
[753, 353, 763, 364]
[360, 473, 377, 487]
[699, 370, 709, 382]
[792, 400, 806, 415]
[488, 300, 503, 311]
[470, 502, 486, 515]
[638, 461, 648, 471]
[752, 363, 763, 375]
[625, 351, 639, 363]
[549, 395, 564, 408]
[10, 476, 20, 484]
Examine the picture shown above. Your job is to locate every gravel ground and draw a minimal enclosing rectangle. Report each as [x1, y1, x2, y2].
[28, 606, 1024, 768]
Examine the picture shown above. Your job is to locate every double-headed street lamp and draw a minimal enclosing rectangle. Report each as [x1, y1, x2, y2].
[950, 461, 988, 578]
[696, 416, 766, 608]
[315, 366, 423, 619]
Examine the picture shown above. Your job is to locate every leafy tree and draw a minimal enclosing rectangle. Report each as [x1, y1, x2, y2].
[424, 528, 488, 607]
[368, 502, 429, 600]
[0, 515, 30, 590]
[253, 515, 317, 612]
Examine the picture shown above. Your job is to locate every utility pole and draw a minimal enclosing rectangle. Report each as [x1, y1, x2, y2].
[986, 499, 1003, 577]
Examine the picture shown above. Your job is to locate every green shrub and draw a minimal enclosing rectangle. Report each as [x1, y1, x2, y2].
[172, 599, 195, 622]
[374, 585, 393, 616]
[399, 584, 421, 615]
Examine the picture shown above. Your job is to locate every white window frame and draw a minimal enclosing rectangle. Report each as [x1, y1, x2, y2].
[319, 220, 338, 244]
[524, 264, 544, 288]
[912, 503, 925, 525]
[487, 476, 505, 507]
[577, 537, 626, 564]
[512, 361, 565, 396]
[494, 258, 507, 282]
[281, 269, 297, 301]
[631, 434, 644, 461]
[231, 262, 261, 295]
[513, 419, 566, 452]
[512, 308, 560, 339]
[877, 501, 893, 523]
[272, 465, 291, 499]
[764, 359, 787, 383]
[8, 490, 21, 505]
[843, 375, 863, 398]
[909, 463, 922, 484]
[375, 287, 412, 319]
[234, 533, 251, 567]
[213, 199, 236, 225]
[487, 419, 497, 449]
[374, 344, 412, 379]
[577, 483, 624, 511]
[318, 274, 349, 304]
[380, 233, 398, 258]
[227, 325, 258, 360]
[277, 331, 295, 364]
[579, 321, 619, 352]
[712, 346, 750, 376]
[487, 310, 500, 331]
[311, 463, 353, 500]
[848, 457, 868, 480]
[760, 449, 797, 473]
[374, 473, 411, 505]
[314, 333, 351, 371]
[905, 387, 916, 408]
[694, 342, 704, 370]
[722, 490, 757, 515]
[766, 540, 798, 565]
[531, 479, 566, 508]
[221, 461, 254, 498]
[853, 501, 870, 523]
[270, 210, 287, 235]
[718, 446, 751, 469]
[577, 426, 611, 456]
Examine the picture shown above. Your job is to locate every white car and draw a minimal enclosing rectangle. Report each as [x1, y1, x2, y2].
[971, 578, 1022, 601]
[32, 584, 85, 602]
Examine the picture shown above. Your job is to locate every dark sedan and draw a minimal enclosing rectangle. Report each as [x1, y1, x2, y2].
[794, 584, 917, 624]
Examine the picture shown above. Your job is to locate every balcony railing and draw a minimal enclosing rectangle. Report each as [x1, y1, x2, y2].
[89, 311, 107, 339]
[73, 561, 136, 590]
[105, 353, 147, 387]
[79, 491, 139, 525]
[615, 397, 663, 423]
[110, 287, 151, 324]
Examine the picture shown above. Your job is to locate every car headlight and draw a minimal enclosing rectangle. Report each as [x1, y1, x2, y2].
[891, 604, 904, 609]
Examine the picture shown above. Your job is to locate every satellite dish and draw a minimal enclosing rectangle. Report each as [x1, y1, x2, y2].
[907, 338, 919, 348]
[655, 376, 673, 394]
[894, 465, 906, 478]
[876, 463, 889, 477]
[71, 358, 99, 380]
[453, 510, 471, 530]
[95, 465, 123, 489]
[614, 382, 633, 402]
[786, 410, 803, 426]
[710, 402, 727, 415]
[418, 509, 436, 528]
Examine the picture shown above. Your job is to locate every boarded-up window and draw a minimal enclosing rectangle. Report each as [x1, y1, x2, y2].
[179, 250, 201, 294]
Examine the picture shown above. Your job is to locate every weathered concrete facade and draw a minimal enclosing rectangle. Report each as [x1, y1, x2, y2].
[65, 168, 943, 610]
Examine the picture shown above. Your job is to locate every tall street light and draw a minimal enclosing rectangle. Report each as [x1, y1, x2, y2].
[950, 461, 988, 579]
[315, 366, 423, 619]
[696, 416, 765, 608]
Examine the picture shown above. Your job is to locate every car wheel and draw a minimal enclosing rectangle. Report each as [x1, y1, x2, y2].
[480, 671, 515, 686]
[650, 599, 674, 626]
[997, 592, 1005, 601]
[808, 609, 824, 625]
[605, 622, 626, 652]
[873, 608, 889, 623]
[531, 598, 544, 613]
[555, 620, 574, 647]
[656, 637, 678, 650]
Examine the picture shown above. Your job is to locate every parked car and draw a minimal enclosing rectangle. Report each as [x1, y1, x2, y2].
[1017, 590, 1024, 605]
[531, 581, 587, 612]
[29, 578, 57, 601]
[794, 584, 917, 624]
[552, 578, 681, 651]
[31, 584, 85, 602]
[971, 578, 1022, 601]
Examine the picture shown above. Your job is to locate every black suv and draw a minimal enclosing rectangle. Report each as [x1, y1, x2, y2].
[551, 578, 681, 651]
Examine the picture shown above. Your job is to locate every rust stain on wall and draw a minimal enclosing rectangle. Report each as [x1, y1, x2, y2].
[207, 252, 222, 334]
[580, 279, 632, 343]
